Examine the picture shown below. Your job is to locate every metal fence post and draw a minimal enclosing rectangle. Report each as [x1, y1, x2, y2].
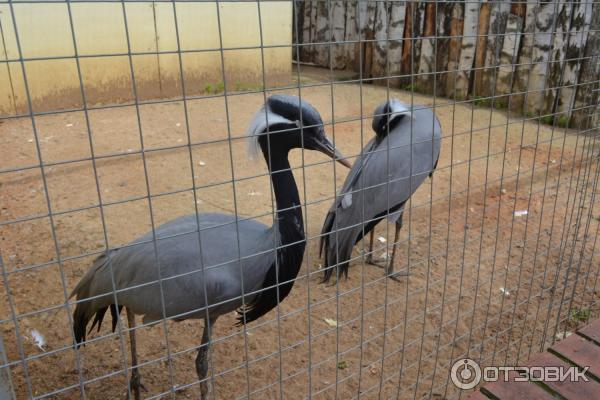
[0, 251, 14, 400]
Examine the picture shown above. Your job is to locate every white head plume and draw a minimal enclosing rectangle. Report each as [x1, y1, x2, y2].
[387, 99, 414, 125]
[246, 102, 297, 160]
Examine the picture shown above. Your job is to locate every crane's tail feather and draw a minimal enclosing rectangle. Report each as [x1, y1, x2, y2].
[320, 218, 356, 284]
[74, 303, 122, 347]
[88, 306, 108, 334]
[71, 253, 122, 347]
[319, 210, 335, 259]
[320, 209, 352, 283]
[110, 304, 123, 332]
[87, 304, 123, 336]
[73, 302, 91, 346]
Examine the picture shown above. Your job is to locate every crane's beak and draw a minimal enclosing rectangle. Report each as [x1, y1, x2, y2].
[315, 135, 352, 169]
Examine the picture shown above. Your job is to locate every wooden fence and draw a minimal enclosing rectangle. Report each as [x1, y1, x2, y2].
[294, 1, 600, 130]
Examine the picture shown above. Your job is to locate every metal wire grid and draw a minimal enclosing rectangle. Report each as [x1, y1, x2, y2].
[0, 0, 599, 399]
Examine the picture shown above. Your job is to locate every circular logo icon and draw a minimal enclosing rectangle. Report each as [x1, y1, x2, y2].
[450, 358, 481, 390]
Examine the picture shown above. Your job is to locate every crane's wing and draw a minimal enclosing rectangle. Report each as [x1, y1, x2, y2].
[321, 106, 441, 281]
[318, 136, 376, 261]
[71, 213, 277, 339]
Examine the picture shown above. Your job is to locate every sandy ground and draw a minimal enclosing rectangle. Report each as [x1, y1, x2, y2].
[1, 68, 600, 399]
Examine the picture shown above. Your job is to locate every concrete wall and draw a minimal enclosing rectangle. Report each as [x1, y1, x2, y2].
[0, 1, 292, 116]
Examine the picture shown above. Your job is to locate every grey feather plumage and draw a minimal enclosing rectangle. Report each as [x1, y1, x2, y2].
[70, 94, 347, 399]
[320, 103, 442, 280]
[72, 213, 277, 332]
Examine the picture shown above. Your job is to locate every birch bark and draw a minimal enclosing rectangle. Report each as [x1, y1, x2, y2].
[456, 1, 481, 99]
[480, 0, 511, 98]
[372, 1, 390, 78]
[495, 12, 523, 99]
[556, 1, 593, 119]
[571, 1, 600, 129]
[543, 1, 571, 115]
[510, 1, 536, 113]
[387, 1, 406, 86]
[525, 2, 556, 115]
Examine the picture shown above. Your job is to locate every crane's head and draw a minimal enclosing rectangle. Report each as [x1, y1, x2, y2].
[372, 99, 413, 138]
[247, 94, 351, 168]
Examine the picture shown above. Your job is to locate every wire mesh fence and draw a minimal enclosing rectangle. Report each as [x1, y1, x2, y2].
[0, 0, 599, 399]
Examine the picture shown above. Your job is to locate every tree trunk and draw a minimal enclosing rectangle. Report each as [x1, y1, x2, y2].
[510, 0, 536, 113]
[473, 2, 492, 97]
[412, 2, 427, 71]
[387, 2, 406, 87]
[301, 1, 316, 62]
[543, 1, 571, 116]
[417, 2, 437, 93]
[313, 1, 330, 67]
[571, 1, 600, 130]
[446, 3, 464, 98]
[372, 1, 389, 78]
[400, 1, 415, 85]
[293, 1, 303, 61]
[480, 0, 511, 98]
[330, 1, 347, 70]
[293, 1, 599, 127]
[355, 2, 376, 79]
[495, 9, 524, 101]
[456, 0, 481, 99]
[525, 2, 557, 115]
[345, 0, 358, 69]
[434, 3, 454, 97]
[556, 1, 593, 120]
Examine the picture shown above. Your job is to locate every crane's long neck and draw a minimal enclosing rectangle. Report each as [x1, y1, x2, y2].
[238, 146, 306, 324]
[268, 154, 305, 243]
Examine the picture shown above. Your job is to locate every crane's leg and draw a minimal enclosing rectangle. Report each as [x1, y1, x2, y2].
[365, 229, 376, 264]
[196, 318, 213, 400]
[387, 214, 408, 281]
[127, 309, 146, 400]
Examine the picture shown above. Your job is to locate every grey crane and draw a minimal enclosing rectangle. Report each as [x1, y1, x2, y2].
[70, 94, 350, 399]
[320, 99, 441, 282]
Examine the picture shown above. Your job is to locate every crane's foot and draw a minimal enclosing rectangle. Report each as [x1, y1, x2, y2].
[365, 254, 386, 268]
[366, 255, 409, 281]
[129, 371, 147, 400]
[386, 269, 409, 282]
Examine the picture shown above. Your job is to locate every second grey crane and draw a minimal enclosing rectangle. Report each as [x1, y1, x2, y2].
[320, 99, 442, 282]
[70, 94, 350, 399]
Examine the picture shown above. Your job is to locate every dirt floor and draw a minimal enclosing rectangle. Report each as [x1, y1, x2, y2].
[1, 67, 600, 399]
